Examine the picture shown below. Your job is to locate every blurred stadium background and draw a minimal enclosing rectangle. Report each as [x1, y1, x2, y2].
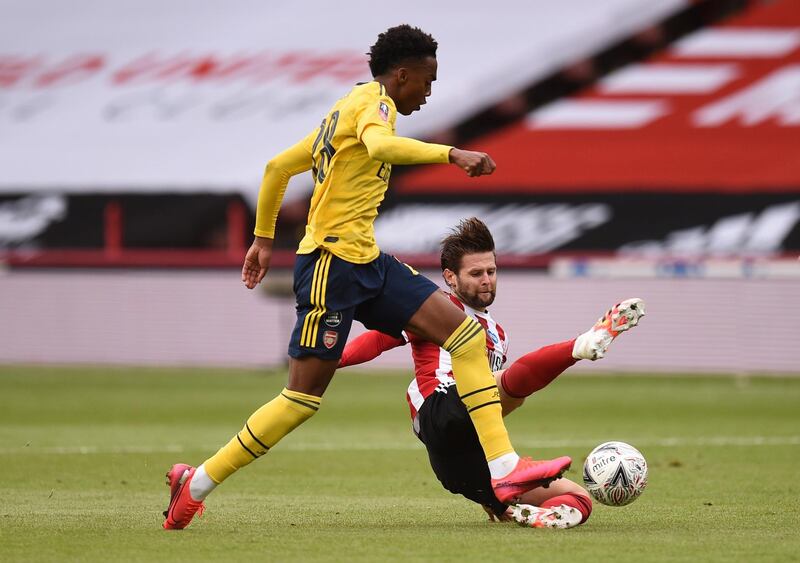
[1, 0, 798, 373]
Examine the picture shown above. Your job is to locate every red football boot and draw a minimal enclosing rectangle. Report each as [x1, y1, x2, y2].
[163, 463, 205, 530]
[491, 456, 572, 504]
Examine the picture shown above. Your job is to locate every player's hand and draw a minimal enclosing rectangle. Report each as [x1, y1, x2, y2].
[481, 504, 511, 522]
[449, 148, 496, 177]
[241, 236, 274, 289]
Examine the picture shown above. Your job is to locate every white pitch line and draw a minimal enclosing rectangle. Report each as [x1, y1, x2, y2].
[515, 436, 800, 449]
[1, 436, 798, 455]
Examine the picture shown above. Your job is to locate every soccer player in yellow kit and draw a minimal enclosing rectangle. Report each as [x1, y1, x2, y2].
[163, 24, 571, 530]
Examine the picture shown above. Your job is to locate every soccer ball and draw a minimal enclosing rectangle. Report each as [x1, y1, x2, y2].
[582, 441, 648, 506]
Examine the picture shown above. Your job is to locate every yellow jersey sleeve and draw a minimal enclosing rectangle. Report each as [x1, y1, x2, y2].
[254, 130, 316, 238]
[361, 125, 451, 164]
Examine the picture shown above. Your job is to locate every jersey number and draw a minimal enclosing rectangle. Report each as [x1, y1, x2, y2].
[311, 111, 339, 184]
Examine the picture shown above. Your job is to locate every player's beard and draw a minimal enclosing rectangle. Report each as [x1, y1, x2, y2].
[457, 287, 496, 310]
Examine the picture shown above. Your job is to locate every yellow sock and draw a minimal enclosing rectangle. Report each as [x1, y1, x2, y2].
[443, 317, 514, 461]
[203, 388, 321, 483]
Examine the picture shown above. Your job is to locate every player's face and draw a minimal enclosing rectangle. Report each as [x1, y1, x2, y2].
[445, 251, 497, 310]
[395, 56, 437, 115]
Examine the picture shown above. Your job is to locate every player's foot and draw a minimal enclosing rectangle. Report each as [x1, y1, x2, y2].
[572, 298, 646, 361]
[165, 463, 192, 499]
[491, 456, 572, 504]
[163, 463, 205, 530]
[509, 503, 583, 529]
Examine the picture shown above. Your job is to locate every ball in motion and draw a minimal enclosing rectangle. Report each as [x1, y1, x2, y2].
[582, 441, 648, 506]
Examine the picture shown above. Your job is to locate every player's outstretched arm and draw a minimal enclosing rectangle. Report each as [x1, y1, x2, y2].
[360, 127, 496, 177]
[242, 236, 273, 289]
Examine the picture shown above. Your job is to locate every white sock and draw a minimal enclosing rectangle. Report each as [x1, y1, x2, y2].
[488, 452, 520, 479]
[189, 464, 218, 501]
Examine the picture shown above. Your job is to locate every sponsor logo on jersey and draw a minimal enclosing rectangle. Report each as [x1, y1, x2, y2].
[376, 162, 391, 182]
[378, 102, 389, 122]
[324, 311, 342, 327]
[489, 350, 504, 371]
[323, 330, 338, 349]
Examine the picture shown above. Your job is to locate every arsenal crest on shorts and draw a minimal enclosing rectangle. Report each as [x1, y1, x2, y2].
[323, 330, 339, 349]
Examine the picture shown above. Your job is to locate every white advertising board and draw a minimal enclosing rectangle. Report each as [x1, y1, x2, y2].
[0, 0, 685, 200]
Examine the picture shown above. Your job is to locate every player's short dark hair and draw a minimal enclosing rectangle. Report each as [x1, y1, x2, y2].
[440, 217, 496, 273]
[368, 24, 438, 77]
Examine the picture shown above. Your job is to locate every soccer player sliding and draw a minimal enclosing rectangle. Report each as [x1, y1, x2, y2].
[165, 25, 574, 530]
[338, 217, 645, 528]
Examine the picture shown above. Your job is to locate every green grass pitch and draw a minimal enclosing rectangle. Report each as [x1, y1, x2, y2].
[1, 365, 798, 562]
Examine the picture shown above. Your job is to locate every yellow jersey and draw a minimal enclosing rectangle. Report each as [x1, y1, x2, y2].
[254, 81, 452, 264]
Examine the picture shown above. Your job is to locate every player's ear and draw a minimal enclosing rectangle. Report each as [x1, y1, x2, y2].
[442, 268, 456, 288]
[396, 67, 408, 84]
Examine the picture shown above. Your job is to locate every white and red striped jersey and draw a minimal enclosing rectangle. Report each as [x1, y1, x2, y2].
[405, 293, 508, 420]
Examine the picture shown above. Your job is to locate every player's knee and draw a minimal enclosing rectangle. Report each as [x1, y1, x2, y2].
[495, 369, 525, 416]
[444, 319, 485, 359]
[279, 388, 322, 422]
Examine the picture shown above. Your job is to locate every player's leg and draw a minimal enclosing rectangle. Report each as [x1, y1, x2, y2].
[493, 369, 525, 416]
[494, 339, 577, 416]
[199, 356, 335, 486]
[164, 361, 332, 530]
[517, 477, 591, 507]
[163, 360, 328, 528]
[164, 249, 355, 529]
[494, 297, 648, 416]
